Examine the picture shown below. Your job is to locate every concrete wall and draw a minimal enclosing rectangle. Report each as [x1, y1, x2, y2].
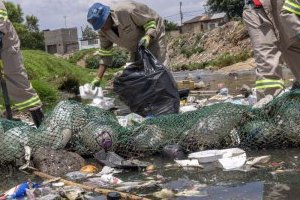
[182, 17, 229, 34]
[44, 27, 79, 55]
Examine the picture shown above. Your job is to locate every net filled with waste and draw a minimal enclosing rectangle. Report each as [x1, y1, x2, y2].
[1, 90, 300, 164]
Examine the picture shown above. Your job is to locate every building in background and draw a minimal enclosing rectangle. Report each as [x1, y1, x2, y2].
[79, 38, 101, 50]
[182, 12, 228, 33]
[44, 27, 79, 55]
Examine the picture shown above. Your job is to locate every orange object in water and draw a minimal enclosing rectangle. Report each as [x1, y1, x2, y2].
[80, 165, 98, 173]
[252, 0, 262, 7]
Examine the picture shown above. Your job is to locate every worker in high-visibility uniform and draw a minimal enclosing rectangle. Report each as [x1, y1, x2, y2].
[243, 0, 284, 99]
[280, 0, 300, 88]
[87, 0, 167, 87]
[243, 0, 300, 99]
[0, 1, 44, 127]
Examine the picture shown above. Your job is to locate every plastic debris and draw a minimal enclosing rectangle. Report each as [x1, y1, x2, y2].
[79, 84, 103, 100]
[175, 159, 203, 168]
[65, 171, 92, 180]
[2, 181, 39, 199]
[116, 113, 145, 127]
[179, 105, 198, 113]
[246, 155, 271, 167]
[94, 150, 150, 169]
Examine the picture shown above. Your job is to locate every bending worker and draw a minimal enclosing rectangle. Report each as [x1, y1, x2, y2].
[0, 1, 44, 127]
[243, 0, 300, 100]
[87, 0, 167, 87]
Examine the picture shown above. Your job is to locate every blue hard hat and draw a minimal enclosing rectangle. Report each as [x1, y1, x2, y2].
[87, 3, 110, 30]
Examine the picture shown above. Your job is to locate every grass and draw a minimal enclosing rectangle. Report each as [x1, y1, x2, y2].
[171, 51, 251, 71]
[3, 50, 95, 110]
[68, 48, 96, 64]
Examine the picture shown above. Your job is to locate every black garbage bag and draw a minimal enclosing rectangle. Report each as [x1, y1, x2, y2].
[113, 47, 180, 117]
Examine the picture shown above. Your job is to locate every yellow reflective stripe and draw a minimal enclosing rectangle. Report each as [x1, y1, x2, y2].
[255, 79, 284, 89]
[97, 49, 113, 57]
[143, 21, 156, 31]
[0, 10, 7, 15]
[0, 10, 8, 21]
[283, 0, 300, 15]
[256, 84, 284, 89]
[255, 79, 284, 84]
[15, 96, 42, 110]
[0, 16, 8, 21]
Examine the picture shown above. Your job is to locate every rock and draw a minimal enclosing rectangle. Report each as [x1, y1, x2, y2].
[39, 194, 61, 200]
[162, 144, 185, 159]
[33, 148, 85, 177]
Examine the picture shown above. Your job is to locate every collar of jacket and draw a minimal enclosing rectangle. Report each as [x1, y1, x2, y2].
[110, 10, 120, 26]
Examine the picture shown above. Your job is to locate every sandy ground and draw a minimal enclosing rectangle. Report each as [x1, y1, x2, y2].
[217, 58, 256, 73]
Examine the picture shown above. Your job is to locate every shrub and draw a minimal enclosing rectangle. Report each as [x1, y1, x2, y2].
[111, 50, 128, 68]
[85, 55, 100, 69]
[211, 51, 251, 68]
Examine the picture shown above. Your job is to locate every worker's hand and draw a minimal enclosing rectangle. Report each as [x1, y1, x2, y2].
[91, 77, 101, 88]
[139, 35, 151, 48]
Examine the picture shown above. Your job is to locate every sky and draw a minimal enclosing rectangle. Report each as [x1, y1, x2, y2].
[9, 0, 207, 36]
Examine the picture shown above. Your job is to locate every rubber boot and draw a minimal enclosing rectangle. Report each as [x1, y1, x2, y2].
[30, 108, 44, 128]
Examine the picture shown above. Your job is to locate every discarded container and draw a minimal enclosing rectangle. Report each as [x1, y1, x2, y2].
[188, 148, 246, 170]
[188, 150, 225, 163]
[218, 152, 246, 170]
[80, 165, 98, 174]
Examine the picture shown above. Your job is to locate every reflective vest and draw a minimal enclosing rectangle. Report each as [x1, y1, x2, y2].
[283, 0, 300, 15]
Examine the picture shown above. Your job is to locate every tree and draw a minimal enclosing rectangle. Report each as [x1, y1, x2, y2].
[82, 25, 98, 40]
[164, 20, 178, 32]
[206, 0, 244, 18]
[4, 1, 23, 23]
[4, 2, 44, 50]
[26, 15, 39, 32]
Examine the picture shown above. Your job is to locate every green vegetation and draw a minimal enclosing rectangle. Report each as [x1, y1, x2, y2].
[206, 0, 244, 18]
[174, 33, 205, 58]
[164, 19, 178, 32]
[69, 48, 129, 69]
[181, 46, 205, 58]
[21, 50, 94, 109]
[5, 1, 44, 50]
[210, 51, 251, 68]
[172, 50, 251, 71]
[68, 48, 96, 64]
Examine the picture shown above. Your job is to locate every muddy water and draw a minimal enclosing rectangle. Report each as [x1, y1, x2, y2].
[172, 68, 294, 95]
[0, 69, 299, 199]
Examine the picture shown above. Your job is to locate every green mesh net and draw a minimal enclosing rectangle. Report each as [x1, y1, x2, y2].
[1, 90, 300, 164]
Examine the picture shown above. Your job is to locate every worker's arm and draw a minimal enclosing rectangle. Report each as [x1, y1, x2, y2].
[92, 32, 113, 87]
[129, 3, 160, 39]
